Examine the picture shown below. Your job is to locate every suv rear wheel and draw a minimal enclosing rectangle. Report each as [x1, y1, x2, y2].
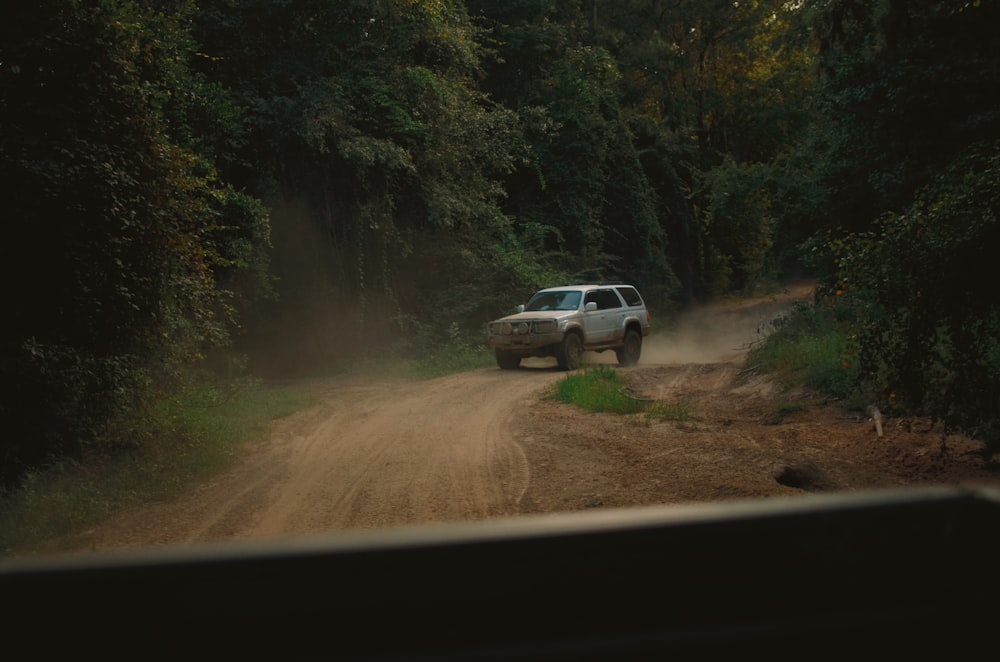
[616, 329, 642, 367]
[556, 332, 583, 370]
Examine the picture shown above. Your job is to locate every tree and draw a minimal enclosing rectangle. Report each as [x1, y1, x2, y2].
[596, 0, 817, 297]
[801, 0, 1000, 448]
[0, 0, 270, 487]
[809, 0, 1000, 231]
[188, 0, 545, 370]
[469, 1, 679, 302]
[835, 142, 1000, 451]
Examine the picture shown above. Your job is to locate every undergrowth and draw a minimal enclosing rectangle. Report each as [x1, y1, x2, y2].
[747, 299, 868, 409]
[0, 382, 314, 559]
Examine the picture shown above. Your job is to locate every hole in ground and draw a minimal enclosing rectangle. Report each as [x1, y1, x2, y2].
[774, 464, 827, 491]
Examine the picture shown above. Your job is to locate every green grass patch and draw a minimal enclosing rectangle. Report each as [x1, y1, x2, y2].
[0, 382, 315, 559]
[550, 367, 692, 421]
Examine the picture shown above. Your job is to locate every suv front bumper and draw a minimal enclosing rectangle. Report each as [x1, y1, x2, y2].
[488, 331, 564, 351]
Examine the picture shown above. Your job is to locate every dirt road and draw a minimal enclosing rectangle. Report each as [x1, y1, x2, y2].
[64, 369, 565, 551]
[54, 283, 1000, 554]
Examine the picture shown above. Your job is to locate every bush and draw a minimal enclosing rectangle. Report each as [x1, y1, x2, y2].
[747, 298, 865, 407]
[833, 143, 1000, 449]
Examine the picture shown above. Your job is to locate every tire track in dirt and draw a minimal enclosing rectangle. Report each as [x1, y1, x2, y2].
[57, 369, 567, 553]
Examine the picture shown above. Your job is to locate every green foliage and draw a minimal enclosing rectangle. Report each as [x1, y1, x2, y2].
[746, 1, 1000, 453]
[208, 185, 276, 330]
[832, 143, 1000, 446]
[551, 367, 691, 421]
[748, 299, 865, 406]
[514, 44, 656, 275]
[552, 368, 649, 415]
[756, 139, 1000, 451]
[470, 2, 684, 296]
[372, 326, 497, 381]
[703, 160, 777, 293]
[189, 0, 531, 371]
[0, 1, 272, 487]
[808, 0, 1000, 231]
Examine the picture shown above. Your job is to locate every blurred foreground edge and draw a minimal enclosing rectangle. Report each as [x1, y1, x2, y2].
[3, 485, 998, 660]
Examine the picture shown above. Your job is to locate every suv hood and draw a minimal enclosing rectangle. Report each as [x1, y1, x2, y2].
[494, 310, 578, 323]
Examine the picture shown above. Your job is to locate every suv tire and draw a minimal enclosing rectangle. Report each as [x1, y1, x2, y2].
[495, 348, 522, 370]
[616, 329, 642, 367]
[556, 332, 583, 371]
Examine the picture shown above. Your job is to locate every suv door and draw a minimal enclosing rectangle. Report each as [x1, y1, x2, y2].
[582, 288, 623, 343]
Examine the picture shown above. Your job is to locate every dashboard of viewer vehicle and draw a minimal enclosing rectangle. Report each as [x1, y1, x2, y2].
[1, 485, 998, 660]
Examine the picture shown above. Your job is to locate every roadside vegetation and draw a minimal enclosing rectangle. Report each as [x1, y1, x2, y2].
[0, 382, 313, 558]
[393, 328, 497, 380]
[747, 298, 866, 409]
[751, 142, 1000, 443]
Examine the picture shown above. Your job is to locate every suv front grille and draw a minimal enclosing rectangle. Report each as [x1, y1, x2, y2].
[489, 320, 555, 336]
[532, 321, 556, 334]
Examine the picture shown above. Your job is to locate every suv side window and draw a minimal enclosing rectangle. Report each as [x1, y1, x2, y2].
[585, 289, 622, 310]
[615, 286, 643, 307]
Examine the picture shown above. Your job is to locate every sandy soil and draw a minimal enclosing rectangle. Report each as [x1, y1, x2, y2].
[50, 283, 1000, 555]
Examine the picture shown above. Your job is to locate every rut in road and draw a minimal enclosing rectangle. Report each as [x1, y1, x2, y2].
[252, 370, 558, 537]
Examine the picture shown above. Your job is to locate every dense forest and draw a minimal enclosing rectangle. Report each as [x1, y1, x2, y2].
[1, 0, 997, 488]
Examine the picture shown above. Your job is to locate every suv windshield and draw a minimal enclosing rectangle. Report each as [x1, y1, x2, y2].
[525, 290, 582, 312]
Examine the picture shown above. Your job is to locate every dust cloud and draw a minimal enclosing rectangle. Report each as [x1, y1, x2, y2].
[591, 283, 814, 367]
[644, 292, 807, 365]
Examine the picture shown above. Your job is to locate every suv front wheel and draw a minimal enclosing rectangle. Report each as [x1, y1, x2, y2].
[495, 348, 522, 370]
[556, 332, 583, 370]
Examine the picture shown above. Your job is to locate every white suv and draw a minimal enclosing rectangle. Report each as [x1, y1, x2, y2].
[487, 284, 652, 370]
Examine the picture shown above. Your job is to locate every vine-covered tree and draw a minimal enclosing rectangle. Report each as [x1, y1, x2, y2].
[811, 0, 1000, 450]
[0, 1, 271, 487]
[469, 1, 680, 307]
[835, 144, 1000, 448]
[190, 0, 536, 369]
[809, 0, 1000, 231]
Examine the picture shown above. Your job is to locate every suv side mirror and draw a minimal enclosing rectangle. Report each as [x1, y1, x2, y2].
[585, 302, 598, 312]
[517, 304, 525, 313]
